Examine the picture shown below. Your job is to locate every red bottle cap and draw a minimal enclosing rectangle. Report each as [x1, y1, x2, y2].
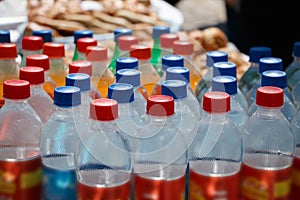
[147, 95, 174, 117]
[69, 60, 92, 76]
[3, 79, 30, 99]
[130, 44, 151, 60]
[20, 66, 45, 85]
[22, 36, 43, 51]
[90, 98, 118, 121]
[160, 33, 179, 49]
[26, 54, 50, 71]
[256, 86, 284, 107]
[0, 43, 17, 59]
[118, 35, 139, 51]
[202, 91, 230, 113]
[86, 45, 108, 62]
[77, 37, 98, 53]
[173, 40, 194, 55]
[43, 42, 65, 58]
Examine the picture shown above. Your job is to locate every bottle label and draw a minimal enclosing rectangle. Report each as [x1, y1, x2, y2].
[134, 174, 185, 200]
[78, 180, 130, 200]
[189, 169, 240, 200]
[42, 165, 77, 200]
[0, 156, 42, 200]
[241, 163, 292, 200]
[290, 156, 300, 199]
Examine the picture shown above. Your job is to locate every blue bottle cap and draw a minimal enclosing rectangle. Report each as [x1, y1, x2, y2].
[206, 50, 228, 67]
[66, 73, 91, 92]
[116, 69, 141, 87]
[259, 57, 283, 74]
[152, 26, 170, 39]
[293, 41, 300, 57]
[212, 75, 237, 95]
[161, 80, 187, 99]
[32, 30, 52, 42]
[261, 70, 287, 89]
[73, 30, 93, 44]
[108, 83, 134, 103]
[114, 28, 132, 42]
[116, 57, 138, 71]
[0, 30, 10, 43]
[166, 66, 190, 83]
[249, 46, 272, 63]
[54, 86, 81, 107]
[213, 61, 237, 78]
[162, 54, 184, 70]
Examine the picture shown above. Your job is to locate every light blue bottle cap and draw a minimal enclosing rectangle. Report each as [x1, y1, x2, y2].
[66, 73, 91, 92]
[114, 28, 132, 42]
[259, 57, 283, 74]
[108, 83, 134, 103]
[162, 54, 184, 70]
[293, 41, 300, 57]
[74, 30, 93, 44]
[116, 69, 141, 87]
[262, 70, 287, 89]
[54, 86, 81, 107]
[166, 66, 190, 83]
[212, 75, 237, 95]
[206, 50, 228, 67]
[249, 46, 272, 63]
[116, 57, 138, 71]
[152, 26, 170, 39]
[162, 80, 187, 99]
[32, 30, 52, 42]
[213, 61, 237, 77]
[0, 30, 10, 43]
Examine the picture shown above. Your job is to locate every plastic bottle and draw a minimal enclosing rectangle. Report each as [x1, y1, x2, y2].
[76, 37, 98, 61]
[72, 29, 93, 61]
[133, 95, 187, 200]
[212, 75, 248, 132]
[188, 91, 242, 200]
[19, 66, 55, 124]
[75, 98, 132, 199]
[118, 35, 139, 57]
[19, 36, 43, 68]
[32, 29, 53, 43]
[238, 46, 272, 95]
[0, 79, 43, 200]
[241, 86, 294, 200]
[285, 41, 300, 91]
[40, 86, 83, 200]
[0, 29, 10, 43]
[160, 33, 179, 58]
[292, 81, 300, 109]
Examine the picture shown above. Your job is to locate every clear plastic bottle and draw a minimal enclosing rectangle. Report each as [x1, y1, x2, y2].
[160, 33, 179, 58]
[20, 36, 43, 68]
[41, 86, 83, 200]
[241, 86, 294, 200]
[285, 41, 300, 91]
[133, 95, 187, 200]
[212, 75, 248, 132]
[32, 29, 53, 43]
[118, 35, 139, 57]
[238, 46, 272, 95]
[19, 66, 55, 124]
[292, 81, 300, 109]
[76, 37, 98, 61]
[188, 91, 242, 200]
[72, 29, 93, 61]
[0, 79, 43, 200]
[75, 98, 132, 199]
[0, 29, 11, 43]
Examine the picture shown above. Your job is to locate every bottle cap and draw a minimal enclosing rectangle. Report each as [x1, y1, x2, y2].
[22, 36, 43, 51]
[0, 30, 11, 43]
[69, 60, 92, 76]
[66, 73, 90, 92]
[130, 44, 151, 60]
[212, 75, 237, 95]
[118, 35, 139, 51]
[202, 91, 230, 113]
[166, 66, 190, 83]
[0, 43, 17, 59]
[147, 95, 174, 117]
[256, 86, 283, 107]
[3, 79, 30, 99]
[249, 46, 272, 63]
[77, 37, 98, 53]
[259, 57, 283, 74]
[26, 54, 50, 71]
[116, 69, 141, 87]
[90, 98, 118, 121]
[162, 54, 184, 70]
[152, 26, 170, 39]
[116, 57, 138, 71]
[293, 41, 300, 57]
[54, 86, 81, 107]
[114, 28, 132, 42]
[73, 29, 93, 44]
[173, 40, 193, 55]
[160, 33, 179, 49]
[107, 83, 134, 103]
[213, 61, 237, 77]
[32, 29, 53, 43]
[261, 70, 287, 89]
[206, 50, 228, 67]
[162, 80, 187, 99]
[20, 67, 45, 85]
[43, 42, 65, 58]
[86, 45, 108, 62]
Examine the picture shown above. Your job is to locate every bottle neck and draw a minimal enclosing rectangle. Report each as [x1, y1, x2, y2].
[250, 62, 259, 70]
[49, 57, 66, 71]
[294, 55, 300, 62]
[22, 50, 42, 57]
[77, 52, 86, 60]
[91, 61, 107, 76]
[153, 38, 160, 48]
[256, 105, 282, 118]
[0, 59, 19, 73]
